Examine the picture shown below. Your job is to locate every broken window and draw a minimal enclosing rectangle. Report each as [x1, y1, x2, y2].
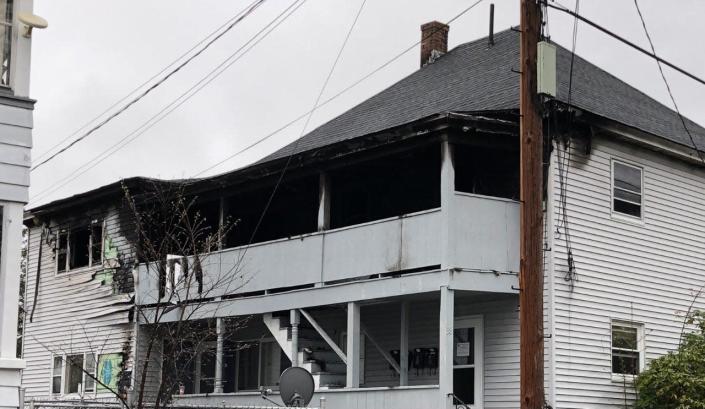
[65, 354, 84, 394]
[329, 145, 441, 229]
[454, 144, 519, 200]
[56, 221, 104, 273]
[69, 228, 90, 269]
[224, 175, 318, 248]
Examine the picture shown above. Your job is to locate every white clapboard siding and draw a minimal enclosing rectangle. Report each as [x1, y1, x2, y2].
[0, 103, 32, 202]
[549, 135, 705, 408]
[22, 206, 137, 400]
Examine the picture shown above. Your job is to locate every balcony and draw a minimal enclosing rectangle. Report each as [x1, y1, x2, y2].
[135, 193, 519, 306]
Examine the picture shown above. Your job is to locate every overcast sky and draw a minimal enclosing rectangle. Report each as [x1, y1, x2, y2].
[27, 0, 705, 207]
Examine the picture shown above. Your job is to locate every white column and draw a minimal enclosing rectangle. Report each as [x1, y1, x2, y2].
[290, 310, 300, 367]
[0, 203, 26, 409]
[400, 301, 409, 386]
[214, 318, 224, 393]
[346, 302, 360, 388]
[440, 141, 455, 270]
[439, 286, 454, 409]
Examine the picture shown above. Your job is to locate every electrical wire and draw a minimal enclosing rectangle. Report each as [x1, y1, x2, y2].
[31, 0, 267, 172]
[193, 0, 486, 178]
[223, 0, 369, 283]
[32, 0, 485, 204]
[30, 0, 306, 204]
[546, 2, 705, 87]
[632, 0, 704, 164]
[630, 0, 705, 342]
[555, 0, 580, 289]
[32, 0, 261, 164]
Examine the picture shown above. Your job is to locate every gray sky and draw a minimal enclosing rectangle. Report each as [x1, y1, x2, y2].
[27, 0, 705, 206]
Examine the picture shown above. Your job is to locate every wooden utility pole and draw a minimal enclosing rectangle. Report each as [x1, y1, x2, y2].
[519, 0, 544, 408]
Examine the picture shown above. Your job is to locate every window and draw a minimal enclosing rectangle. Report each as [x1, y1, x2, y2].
[611, 322, 643, 376]
[0, 0, 11, 86]
[51, 356, 62, 394]
[51, 353, 97, 395]
[56, 222, 104, 273]
[612, 161, 642, 218]
[65, 354, 84, 394]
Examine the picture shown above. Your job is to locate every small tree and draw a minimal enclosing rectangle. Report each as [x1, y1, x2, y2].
[635, 311, 705, 409]
[32, 181, 248, 409]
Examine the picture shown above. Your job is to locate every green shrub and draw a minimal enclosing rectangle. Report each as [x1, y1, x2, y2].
[635, 311, 705, 409]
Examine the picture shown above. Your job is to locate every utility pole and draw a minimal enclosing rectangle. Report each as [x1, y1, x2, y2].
[519, 0, 545, 408]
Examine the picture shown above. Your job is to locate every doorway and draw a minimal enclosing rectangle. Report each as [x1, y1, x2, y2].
[453, 316, 483, 408]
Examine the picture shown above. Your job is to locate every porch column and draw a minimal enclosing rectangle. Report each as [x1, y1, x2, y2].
[440, 141, 455, 270]
[346, 302, 360, 388]
[290, 310, 300, 366]
[400, 301, 409, 386]
[214, 317, 224, 393]
[439, 286, 454, 408]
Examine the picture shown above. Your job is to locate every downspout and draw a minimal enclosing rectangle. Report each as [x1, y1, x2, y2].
[29, 227, 43, 323]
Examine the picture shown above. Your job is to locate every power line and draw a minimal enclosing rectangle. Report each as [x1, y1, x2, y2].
[32, 0, 261, 164]
[31, 0, 267, 172]
[630, 0, 705, 343]
[227, 0, 369, 280]
[32, 0, 485, 204]
[193, 0, 486, 178]
[546, 2, 705, 87]
[555, 0, 580, 289]
[632, 0, 704, 163]
[30, 0, 306, 203]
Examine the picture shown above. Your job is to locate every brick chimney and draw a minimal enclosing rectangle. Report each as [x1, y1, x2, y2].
[420, 21, 449, 67]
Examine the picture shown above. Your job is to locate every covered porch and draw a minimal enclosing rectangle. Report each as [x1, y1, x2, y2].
[166, 290, 519, 409]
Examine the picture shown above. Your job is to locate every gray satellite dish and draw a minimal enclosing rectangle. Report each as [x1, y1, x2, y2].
[279, 367, 315, 407]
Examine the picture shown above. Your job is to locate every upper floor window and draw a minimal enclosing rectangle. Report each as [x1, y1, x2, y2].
[0, 0, 12, 87]
[56, 221, 104, 273]
[611, 322, 643, 376]
[612, 161, 642, 219]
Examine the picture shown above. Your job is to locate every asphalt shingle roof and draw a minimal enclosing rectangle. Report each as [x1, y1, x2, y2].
[261, 28, 705, 163]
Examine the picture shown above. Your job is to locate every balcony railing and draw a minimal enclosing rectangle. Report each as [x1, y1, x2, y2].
[136, 193, 519, 305]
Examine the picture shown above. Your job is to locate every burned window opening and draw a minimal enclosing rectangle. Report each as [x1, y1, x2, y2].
[56, 221, 104, 273]
[329, 145, 440, 229]
[224, 175, 319, 248]
[453, 144, 519, 200]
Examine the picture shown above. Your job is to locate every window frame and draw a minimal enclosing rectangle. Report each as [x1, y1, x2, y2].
[55, 220, 105, 275]
[50, 352, 98, 396]
[610, 320, 645, 381]
[0, 0, 13, 88]
[611, 159, 644, 222]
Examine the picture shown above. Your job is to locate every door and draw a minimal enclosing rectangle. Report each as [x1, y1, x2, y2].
[453, 316, 483, 408]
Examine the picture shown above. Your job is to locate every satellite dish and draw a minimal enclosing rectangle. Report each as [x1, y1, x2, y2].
[279, 367, 315, 407]
[17, 11, 48, 38]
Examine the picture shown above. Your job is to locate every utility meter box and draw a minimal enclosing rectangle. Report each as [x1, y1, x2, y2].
[537, 41, 557, 97]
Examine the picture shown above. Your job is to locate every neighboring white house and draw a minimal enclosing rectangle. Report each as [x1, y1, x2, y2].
[21, 23, 705, 409]
[0, 1, 41, 409]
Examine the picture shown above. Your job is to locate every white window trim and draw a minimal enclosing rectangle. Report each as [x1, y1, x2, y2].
[55, 220, 105, 275]
[610, 320, 645, 382]
[610, 159, 645, 223]
[50, 353, 98, 397]
[454, 315, 484, 409]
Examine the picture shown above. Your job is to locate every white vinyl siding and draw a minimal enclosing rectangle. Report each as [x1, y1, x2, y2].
[549, 134, 705, 408]
[21, 207, 135, 399]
